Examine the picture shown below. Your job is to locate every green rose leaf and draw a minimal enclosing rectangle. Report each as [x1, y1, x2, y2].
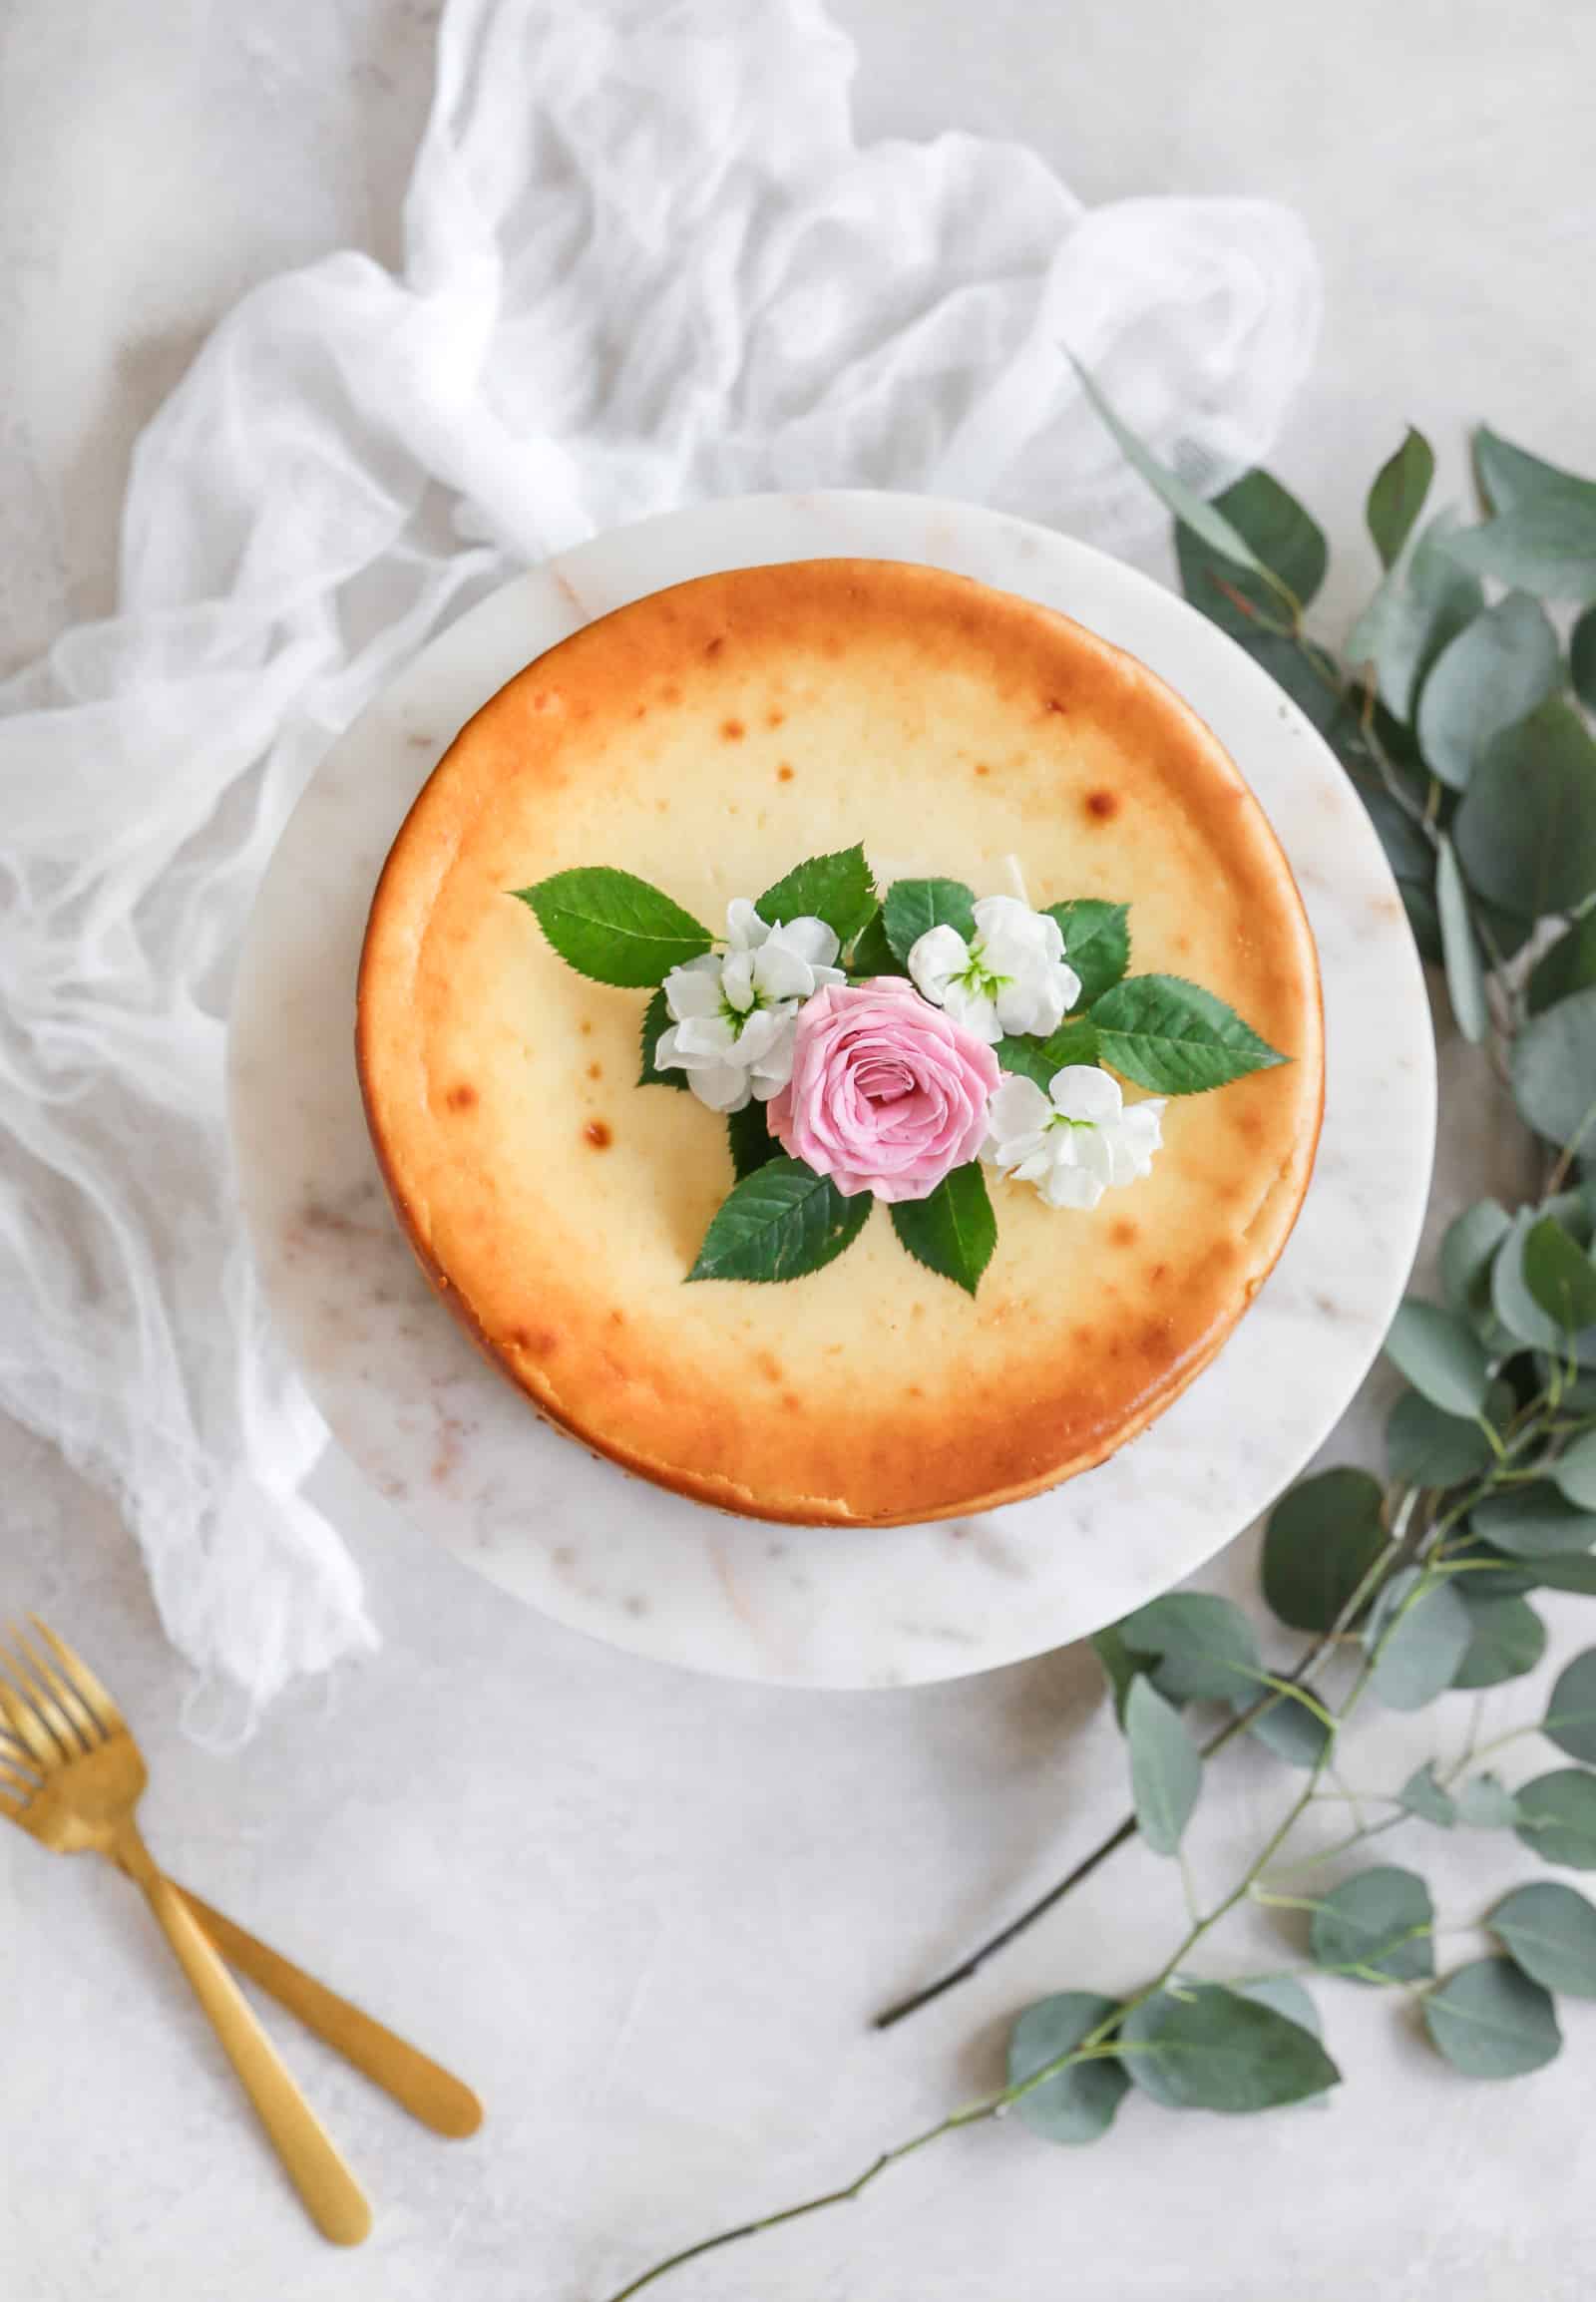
[1118, 1983, 1340, 2112]
[1414, 592, 1560, 791]
[1242, 1696, 1332, 1770]
[1367, 1569, 1473, 1711]
[1071, 360, 1274, 582]
[1543, 1649, 1596, 1764]
[1524, 1215, 1596, 1331]
[1367, 427, 1436, 570]
[1456, 1772, 1520, 1830]
[847, 906, 902, 977]
[514, 867, 712, 988]
[1455, 699, 1596, 922]
[1116, 1591, 1262, 1704]
[1398, 1762, 1457, 1828]
[1422, 1958, 1562, 2078]
[1440, 1198, 1512, 1336]
[756, 844, 877, 946]
[1310, 1865, 1435, 1985]
[1262, 1467, 1388, 1633]
[994, 1018, 1100, 1087]
[1553, 1429, 1596, 1509]
[1511, 983, 1596, 1150]
[638, 985, 691, 1089]
[1515, 1769, 1596, 1868]
[881, 878, 977, 968]
[1124, 1677, 1202, 1857]
[725, 1100, 780, 1180]
[1435, 836, 1488, 1046]
[1472, 1484, 1596, 1559]
[889, 1162, 997, 1298]
[1572, 603, 1596, 713]
[1007, 1993, 1129, 2145]
[1173, 469, 1328, 635]
[686, 1157, 872, 1285]
[1452, 1595, 1548, 1691]
[1091, 975, 1284, 1096]
[1528, 913, 1596, 1017]
[1348, 508, 1484, 723]
[1489, 1882, 1596, 1999]
[1385, 1390, 1493, 1488]
[1043, 900, 1130, 1004]
[1383, 1300, 1490, 1418]
[1091, 1625, 1156, 1726]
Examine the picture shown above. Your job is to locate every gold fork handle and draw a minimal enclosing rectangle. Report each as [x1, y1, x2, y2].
[168, 1881, 483, 2138]
[113, 1825, 372, 2246]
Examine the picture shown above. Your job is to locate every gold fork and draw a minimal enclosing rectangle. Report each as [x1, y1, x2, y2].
[0, 1619, 478, 2239]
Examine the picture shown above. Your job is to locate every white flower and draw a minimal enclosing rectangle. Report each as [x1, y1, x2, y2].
[985, 1064, 1165, 1211]
[654, 900, 843, 1112]
[908, 895, 1082, 1043]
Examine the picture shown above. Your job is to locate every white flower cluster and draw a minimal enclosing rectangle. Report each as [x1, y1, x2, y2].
[655, 899, 843, 1112]
[907, 895, 1081, 1043]
[985, 1065, 1166, 1211]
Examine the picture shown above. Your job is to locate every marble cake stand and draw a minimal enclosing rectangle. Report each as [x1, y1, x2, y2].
[228, 491, 1435, 1690]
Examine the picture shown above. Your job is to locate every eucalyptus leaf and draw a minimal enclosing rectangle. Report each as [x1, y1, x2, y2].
[1230, 1974, 1325, 2041]
[1542, 1649, 1596, 1764]
[1091, 976, 1285, 1095]
[1470, 1485, 1596, 1559]
[1440, 1198, 1512, 1332]
[1514, 1769, 1596, 1868]
[1173, 470, 1328, 633]
[1523, 1215, 1596, 1331]
[1125, 1677, 1203, 1856]
[1348, 508, 1485, 722]
[1007, 1992, 1130, 2144]
[1455, 1772, 1520, 1829]
[514, 867, 712, 987]
[1502, 1551, 1596, 1596]
[756, 844, 878, 946]
[1309, 1866, 1434, 1985]
[1117, 1592, 1262, 1704]
[1399, 879, 1443, 965]
[1398, 1762, 1457, 1827]
[889, 1163, 997, 1298]
[1452, 1595, 1548, 1691]
[686, 1158, 872, 1285]
[1454, 700, 1596, 921]
[1527, 913, 1596, 1017]
[1118, 1984, 1339, 2112]
[1572, 603, 1596, 714]
[1446, 498, 1596, 602]
[1434, 836, 1489, 1044]
[1415, 593, 1560, 791]
[1262, 1467, 1388, 1632]
[1474, 425, 1594, 515]
[725, 1100, 779, 1180]
[1242, 1694, 1332, 1769]
[1368, 428, 1435, 569]
[1383, 1300, 1490, 1418]
[1386, 1390, 1493, 1488]
[1358, 781, 1434, 886]
[1071, 360, 1270, 580]
[1092, 1626, 1155, 1725]
[1511, 983, 1596, 1149]
[1422, 1958, 1561, 2078]
[1491, 1211, 1570, 1350]
[880, 878, 976, 968]
[638, 986, 691, 1089]
[1043, 900, 1130, 1003]
[1488, 1881, 1596, 1998]
[1368, 1569, 1473, 1711]
[1553, 1429, 1596, 1509]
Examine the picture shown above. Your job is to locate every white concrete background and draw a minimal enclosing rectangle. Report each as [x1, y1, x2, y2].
[0, 3, 1590, 2297]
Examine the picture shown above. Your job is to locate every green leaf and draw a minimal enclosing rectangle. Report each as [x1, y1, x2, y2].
[1511, 983, 1596, 1149]
[1173, 470, 1328, 635]
[880, 878, 976, 968]
[1475, 425, 1595, 515]
[725, 1101, 779, 1180]
[1117, 1592, 1262, 1704]
[1399, 879, 1443, 965]
[1455, 699, 1596, 920]
[1502, 1550, 1596, 1596]
[1071, 360, 1273, 582]
[1543, 1649, 1596, 1764]
[1491, 1211, 1568, 1350]
[1386, 1390, 1493, 1488]
[1440, 1198, 1512, 1330]
[1456, 1772, 1520, 1829]
[514, 868, 712, 988]
[1358, 780, 1434, 886]
[889, 1163, 997, 1298]
[1446, 500, 1596, 602]
[1528, 913, 1596, 1017]
[1043, 900, 1130, 1003]
[1242, 1695, 1332, 1769]
[686, 1158, 872, 1285]
[638, 986, 691, 1089]
[1125, 1677, 1203, 1857]
[1524, 1216, 1596, 1331]
[1471, 1484, 1596, 1559]
[1399, 1762, 1457, 1827]
[847, 906, 901, 977]
[756, 845, 877, 946]
[1262, 1468, 1388, 1633]
[1310, 1866, 1434, 1984]
[1091, 976, 1284, 1096]
[1572, 604, 1596, 713]
[1515, 1769, 1596, 1868]
[1368, 1569, 1474, 1711]
[1553, 1429, 1596, 1509]
[1118, 1983, 1340, 2112]
[1435, 837, 1489, 1045]
[1415, 593, 1560, 791]
[1349, 508, 1485, 722]
[1422, 1957, 1562, 2077]
[1489, 1881, 1596, 1998]
[1368, 428, 1436, 570]
[1091, 1626, 1155, 1725]
[994, 1018, 1100, 1086]
[1230, 1974, 1325, 2044]
[1007, 1994, 1129, 2145]
[1453, 1595, 1548, 1691]
[1383, 1300, 1490, 1418]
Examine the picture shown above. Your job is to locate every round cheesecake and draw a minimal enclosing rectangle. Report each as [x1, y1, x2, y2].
[357, 560, 1324, 1526]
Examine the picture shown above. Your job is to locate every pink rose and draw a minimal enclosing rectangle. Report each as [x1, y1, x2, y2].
[767, 978, 1000, 1202]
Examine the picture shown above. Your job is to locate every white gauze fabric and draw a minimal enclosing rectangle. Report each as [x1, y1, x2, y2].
[0, 0, 1321, 1718]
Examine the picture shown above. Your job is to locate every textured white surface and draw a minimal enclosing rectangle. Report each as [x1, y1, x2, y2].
[230, 490, 1433, 1686]
[1, 3, 1588, 2299]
